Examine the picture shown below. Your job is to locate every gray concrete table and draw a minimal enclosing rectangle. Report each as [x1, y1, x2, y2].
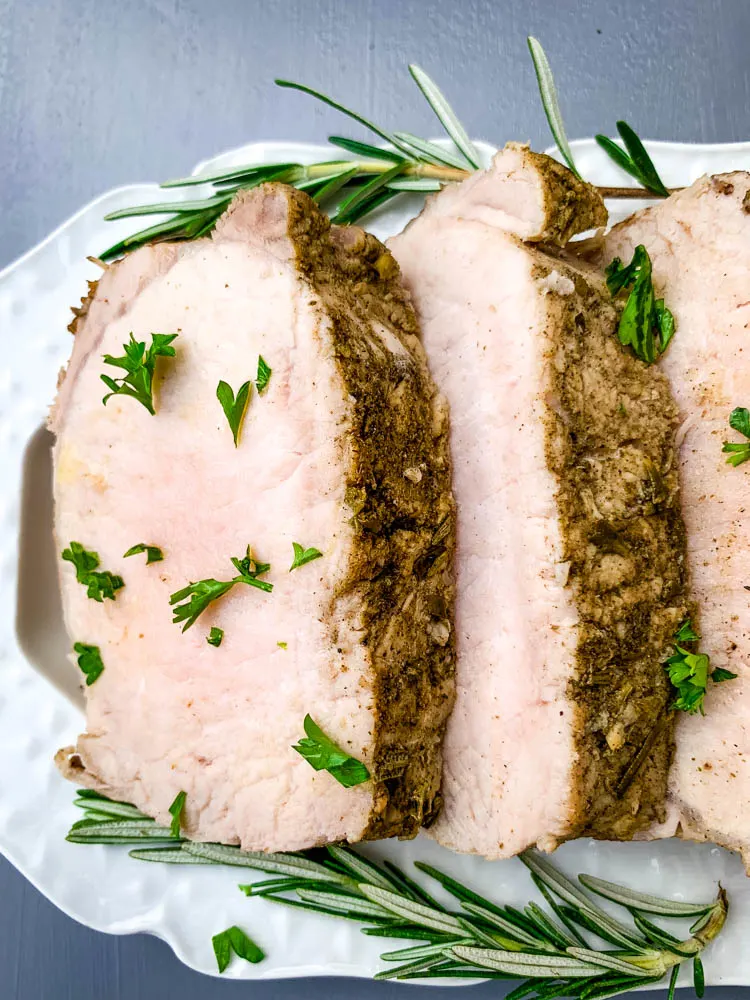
[1, 0, 749, 996]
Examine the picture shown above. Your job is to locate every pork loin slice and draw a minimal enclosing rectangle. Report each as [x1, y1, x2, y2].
[598, 174, 750, 862]
[388, 151, 688, 858]
[52, 184, 455, 852]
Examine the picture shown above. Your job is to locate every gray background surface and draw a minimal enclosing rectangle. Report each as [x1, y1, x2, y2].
[1, 0, 748, 996]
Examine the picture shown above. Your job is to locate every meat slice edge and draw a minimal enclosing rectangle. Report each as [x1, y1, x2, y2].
[53, 183, 455, 851]
[389, 155, 688, 858]
[597, 173, 750, 864]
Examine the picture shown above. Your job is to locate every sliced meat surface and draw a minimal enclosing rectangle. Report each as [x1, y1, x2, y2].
[599, 174, 750, 862]
[53, 184, 455, 852]
[389, 150, 688, 858]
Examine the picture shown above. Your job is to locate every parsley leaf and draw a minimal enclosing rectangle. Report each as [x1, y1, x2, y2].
[207, 627, 224, 647]
[289, 542, 323, 572]
[217, 379, 252, 446]
[123, 543, 163, 564]
[256, 355, 272, 394]
[62, 542, 124, 602]
[723, 407, 750, 467]
[101, 333, 178, 415]
[712, 667, 738, 684]
[168, 790, 186, 838]
[292, 714, 370, 788]
[595, 121, 669, 197]
[605, 246, 675, 364]
[212, 926, 265, 973]
[277, 641, 288, 650]
[170, 548, 272, 631]
[664, 618, 736, 715]
[73, 643, 105, 686]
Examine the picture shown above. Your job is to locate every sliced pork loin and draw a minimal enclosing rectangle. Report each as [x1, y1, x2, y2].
[598, 174, 750, 863]
[388, 145, 689, 859]
[53, 184, 455, 852]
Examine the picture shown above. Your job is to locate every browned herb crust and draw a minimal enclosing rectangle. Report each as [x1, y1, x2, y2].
[536, 251, 689, 839]
[266, 185, 456, 840]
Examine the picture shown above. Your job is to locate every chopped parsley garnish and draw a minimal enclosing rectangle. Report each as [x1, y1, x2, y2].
[101, 333, 178, 415]
[212, 926, 265, 973]
[289, 542, 323, 572]
[123, 543, 163, 564]
[73, 643, 105, 686]
[722, 407, 750, 467]
[216, 379, 252, 446]
[170, 547, 272, 631]
[168, 790, 186, 838]
[62, 542, 124, 602]
[256, 355, 272, 394]
[277, 641, 288, 650]
[605, 245, 675, 365]
[207, 627, 224, 648]
[292, 715, 370, 788]
[664, 618, 737, 715]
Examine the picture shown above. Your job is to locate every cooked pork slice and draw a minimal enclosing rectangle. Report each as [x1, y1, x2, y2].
[416, 143, 607, 245]
[599, 174, 750, 861]
[52, 184, 455, 852]
[389, 152, 688, 858]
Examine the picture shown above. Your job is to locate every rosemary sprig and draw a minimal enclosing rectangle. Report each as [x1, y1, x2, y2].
[595, 121, 670, 197]
[67, 792, 727, 995]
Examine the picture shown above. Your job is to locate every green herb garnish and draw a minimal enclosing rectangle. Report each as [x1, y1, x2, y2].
[256, 356, 272, 394]
[527, 36, 579, 177]
[212, 926, 265, 973]
[170, 547, 272, 631]
[605, 245, 675, 364]
[595, 121, 669, 197]
[73, 643, 105, 686]
[67, 791, 728, 992]
[722, 407, 750, 467]
[207, 627, 224, 648]
[289, 542, 323, 572]
[62, 542, 124, 602]
[168, 790, 186, 838]
[101, 333, 178, 415]
[216, 379, 252, 446]
[277, 641, 288, 650]
[123, 543, 163, 564]
[664, 619, 736, 714]
[292, 714, 370, 788]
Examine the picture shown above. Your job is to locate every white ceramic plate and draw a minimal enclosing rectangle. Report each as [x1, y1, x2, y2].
[2, 138, 750, 984]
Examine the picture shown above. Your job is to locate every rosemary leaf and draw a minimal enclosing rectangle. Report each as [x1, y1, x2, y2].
[451, 946, 600, 978]
[381, 860, 448, 912]
[161, 162, 298, 189]
[310, 164, 360, 206]
[296, 888, 389, 919]
[565, 947, 649, 977]
[386, 177, 443, 192]
[531, 876, 588, 948]
[103, 194, 232, 221]
[527, 37, 580, 177]
[129, 847, 214, 864]
[275, 79, 397, 147]
[615, 121, 669, 197]
[578, 874, 713, 918]
[667, 964, 680, 1000]
[181, 842, 354, 885]
[460, 901, 545, 949]
[392, 131, 469, 170]
[373, 955, 456, 981]
[408, 64, 480, 169]
[580, 977, 660, 1000]
[332, 162, 405, 224]
[520, 853, 648, 951]
[326, 846, 396, 893]
[360, 925, 449, 942]
[631, 912, 694, 957]
[73, 797, 144, 820]
[525, 901, 579, 951]
[694, 955, 706, 998]
[359, 885, 465, 936]
[327, 136, 404, 163]
[380, 939, 468, 963]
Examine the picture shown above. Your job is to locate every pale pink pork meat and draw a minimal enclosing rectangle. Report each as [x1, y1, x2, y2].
[389, 146, 689, 858]
[53, 184, 455, 852]
[599, 174, 750, 863]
